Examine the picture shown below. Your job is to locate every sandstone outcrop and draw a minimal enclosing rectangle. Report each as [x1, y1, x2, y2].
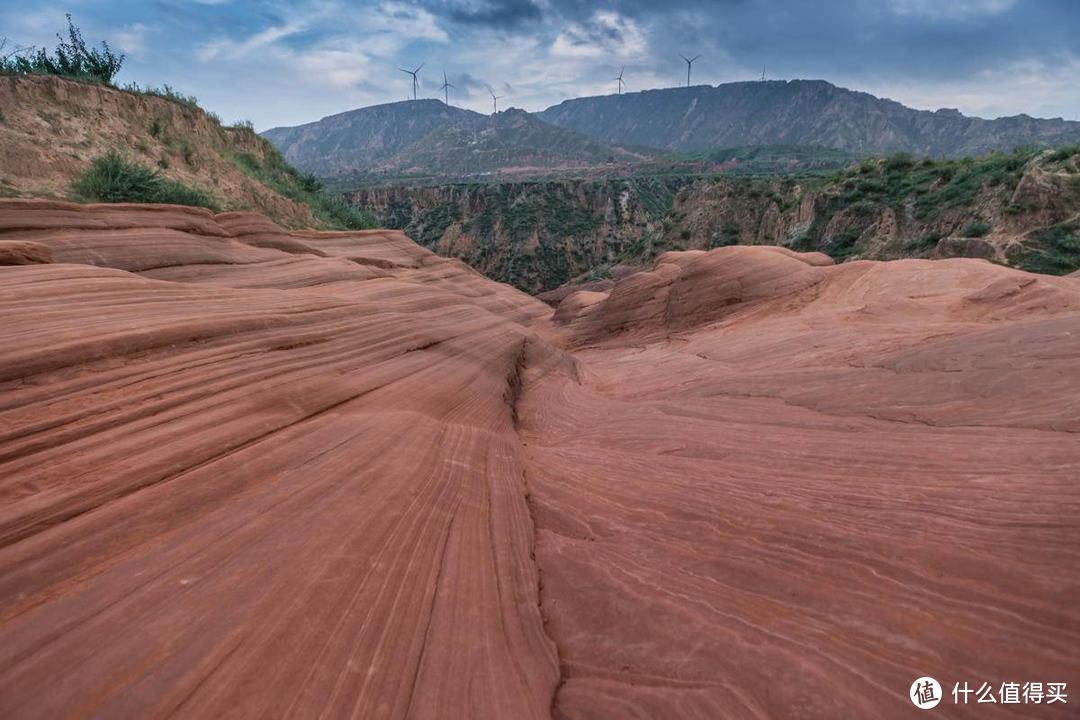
[1, 199, 1077, 718]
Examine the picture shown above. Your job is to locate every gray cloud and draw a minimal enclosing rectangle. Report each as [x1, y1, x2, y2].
[415, 0, 542, 29]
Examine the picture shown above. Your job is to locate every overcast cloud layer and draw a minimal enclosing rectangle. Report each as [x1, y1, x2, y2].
[2, 0, 1078, 130]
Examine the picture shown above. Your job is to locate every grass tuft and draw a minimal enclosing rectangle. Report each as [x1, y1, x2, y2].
[72, 150, 217, 209]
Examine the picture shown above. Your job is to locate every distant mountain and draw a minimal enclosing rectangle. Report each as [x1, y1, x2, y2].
[382, 108, 649, 179]
[263, 100, 644, 180]
[537, 80, 1080, 158]
[262, 99, 487, 176]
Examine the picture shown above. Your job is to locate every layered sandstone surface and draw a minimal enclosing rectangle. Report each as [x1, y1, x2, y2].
[1, 199, 1077, 719]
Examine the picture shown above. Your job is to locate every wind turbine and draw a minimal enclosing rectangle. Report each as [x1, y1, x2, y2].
[488, 85, 503, 114]
[680, 54, 700, 87]
[399, 62, 424, 100]
[439, 70, 456, 105]
[761, 64, 766, 82]
[615, 66, 625, 94]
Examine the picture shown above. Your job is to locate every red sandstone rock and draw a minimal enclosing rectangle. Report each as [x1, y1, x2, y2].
[0, 199, 1077, 719]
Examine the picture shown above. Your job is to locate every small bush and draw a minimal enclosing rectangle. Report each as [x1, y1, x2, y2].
[232, 147, 377, 230]
[1, 15, 124, 84]
[73, 150, 216, 209]
[298, 172, 322, 193]
[1017, 222, 1080, 275]
[1045, 145, 1080, 163]
[884, 152, 916, 172]
[318, 193, 380, 230]
[962, 220, 991, 237]
[904, 232, 942, 252]
[179, 139, 197, 167]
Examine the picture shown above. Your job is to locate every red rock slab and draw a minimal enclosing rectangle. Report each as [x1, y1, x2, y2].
[3, 197, 1079, 719]
[523, 247, 1080, 719]
[0, 240, 52, 265]
[0, 201, 559, 718]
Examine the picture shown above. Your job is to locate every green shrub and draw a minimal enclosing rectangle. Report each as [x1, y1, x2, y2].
[179, 139, 197, 167]
[962, 220, 991, 237]
[904, 232, 941, 252]
[318, 193, 380, 230]
[1045, 145, 1080, 163]
[232, 146, 377, 230]
[1, 16, 124, 84]
[825, 229, 863, 261]
[73, 150, 217, 209]
[298, 172, 322, 193]
[1016, 222, 1080, 275]
[883, 152, 916, 172]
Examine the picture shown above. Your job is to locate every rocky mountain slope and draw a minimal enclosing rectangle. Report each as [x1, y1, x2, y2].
[372, 108, 649, 181]
[261, 99, 486, 176]
[538, 80, 1080, 157]
[2, 198, 1078, 718]
[349, 177, 683, 292]
[350, 146, 1080, 293]
[262, 100, 641, 180]
[0, 75, 358, 229]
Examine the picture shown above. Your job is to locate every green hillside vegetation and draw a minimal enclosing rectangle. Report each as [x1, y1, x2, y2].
[675, 144, 858, 174]
[351, 144, 1080, 291]
[231, 136, 377, 230]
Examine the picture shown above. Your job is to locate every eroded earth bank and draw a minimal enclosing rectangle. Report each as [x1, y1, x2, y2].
[0, 199, 1076, 719]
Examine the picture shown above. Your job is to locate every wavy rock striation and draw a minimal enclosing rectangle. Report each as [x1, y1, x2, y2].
[0, 200, 560, 719]
[1, 199, 1078, 719]
[531, 246, 1080, 718]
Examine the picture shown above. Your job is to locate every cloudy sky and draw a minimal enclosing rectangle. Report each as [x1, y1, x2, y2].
[2, 0, 1078, 130]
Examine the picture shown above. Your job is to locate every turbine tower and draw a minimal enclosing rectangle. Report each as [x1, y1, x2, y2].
[615, 66, 625, 94]
[399, 62, 424, 100]
[761, 64, 766, 82]
[680, 54, 700, 87]
[439, 71, 456, 105]
[488, 85, 503, 114]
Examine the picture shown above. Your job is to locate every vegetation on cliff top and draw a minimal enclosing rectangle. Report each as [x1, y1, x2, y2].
[1, 15, 124, 84]
[351, 144, 1080, 291]
[232, 141, 377, 230]
[4, 18, 374, 230]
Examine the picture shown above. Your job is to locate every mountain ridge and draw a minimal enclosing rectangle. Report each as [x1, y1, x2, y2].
[263, 79, 1080, 179]
[261, 99, 644, 179]
[537, 79, 1080, 157]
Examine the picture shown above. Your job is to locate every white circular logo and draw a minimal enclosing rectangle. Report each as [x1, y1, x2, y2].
[910, 677, 942, 709]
